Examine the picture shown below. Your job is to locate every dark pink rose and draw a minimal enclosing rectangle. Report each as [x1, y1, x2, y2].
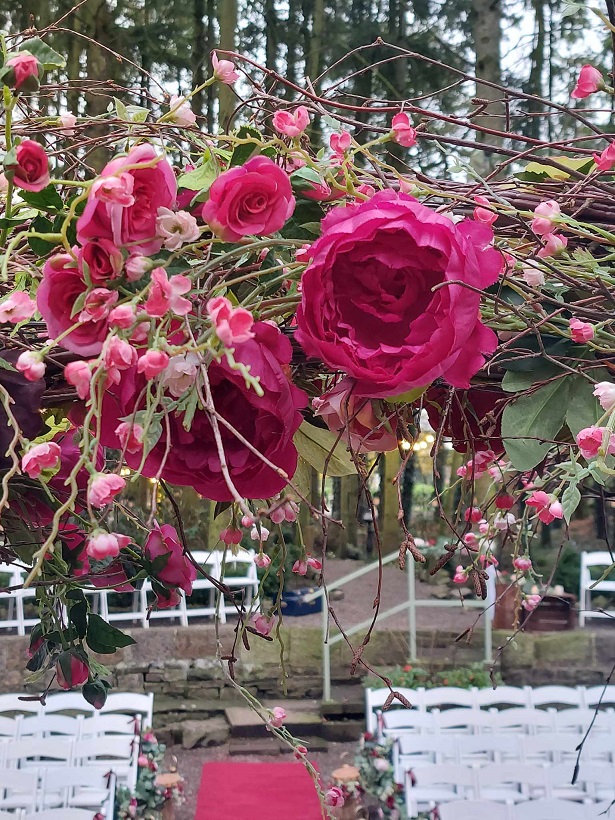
[202, 156, 295, 242]
[10, 140, 50, 192]
[424, 385, 506, 455]
[295, 191, 501, 398]
[78, 239, 124, 284]
[56, 651, 89, 689]
[98, 323, 306, 500]
[3, 52, 41, 91]
[77, 143, 177, 255]
[144, 522, 196, 594]
[313, 377, 398, 453]
[37, 251, 110, 355]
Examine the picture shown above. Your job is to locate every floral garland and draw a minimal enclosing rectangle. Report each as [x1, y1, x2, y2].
[115, 731, 184, 820]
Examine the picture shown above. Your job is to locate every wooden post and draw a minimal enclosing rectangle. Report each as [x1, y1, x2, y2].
[381, 451, 402, 554]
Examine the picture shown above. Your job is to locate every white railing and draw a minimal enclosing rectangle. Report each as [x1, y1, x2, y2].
[304, 554, 494, 701]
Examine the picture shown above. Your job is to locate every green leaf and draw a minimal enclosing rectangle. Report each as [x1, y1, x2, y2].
[28, 215, 56, 256]
[125, 105, 149, 123]
[293, 421, 358, 476]
[229, 125, 263, 167]
[20, 185, 64, 212]
[502, 377, 571, 470]
[19, 37, 66, 69]
[561, 483, 581, 523]
[385, 386, 428, 404]
[86, 613, 136, 654]
[178, 150, 218, 197]
[501, 364, 561, 393]
[566, 373, 607, 437]
[0, 357, 17, 372]
[291, 166, 324, 192]
[69, 599, 88, 639]
[289, 455, 313, 497]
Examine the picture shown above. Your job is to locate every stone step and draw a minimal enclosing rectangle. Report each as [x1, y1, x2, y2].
[229, 737, 281, 756]
[225, 705, 324, 738]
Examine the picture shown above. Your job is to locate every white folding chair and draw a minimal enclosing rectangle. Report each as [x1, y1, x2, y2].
[0, 811, 22, 819]
[100, 585, 143, 627]
[72, 736, 138, 789]
[365, 687, 419, 735]
[579, 551, 615, 627]
[475, 686, 532, 710]
[522, 733, 579, 765]
[395, 734, 456, 782]
[219, 548, 259, 618]
[530, 686, 585, 709]
[0, 695, 40, 717]
[406, 763, 478, 816]
[0, 716, 18, 739]
[382, 709, 436, 738]
[100, 692, 154, 728]
[477, 762, 550, 803]
[19, 714, 82, 738]
[547, 761, 590, 802]
[552, 708, 615, 734]
[436, 707, 496, 734]
[584, 685, 615, 709]
[494, 708, 555, 735]
[43, 693, 95, 716]
[39, 766, 115, 812]
[421, 687, 478, 710]
[439, 800, 513, 820]
[457, 734, 523, 764]
[23, 811, 97, 820]
[513, 800, 591, 820]
[0, 769, 39, 812]
[580, 763, 615, 801]
[184, 551, 224, 624]
[7, 568, 38, 635]
[4, 738, 74, 770]
[81, 713, 139, 737]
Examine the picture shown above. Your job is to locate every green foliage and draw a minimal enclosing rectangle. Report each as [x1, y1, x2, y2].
[354, 735, 407, 818]
[366, 662, 501, 690]
[115, 731, 184, 820]
[293, 421, 358, 476]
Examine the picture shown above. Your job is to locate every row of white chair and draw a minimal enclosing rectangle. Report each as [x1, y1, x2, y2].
[0, 549, 260, 634]
[394, 731, 614, 783]
[383, 706, 615, 738]
[0, 767, 115, 814]
[0, 692, 154, 727]
[0, 712, 139, 740]
[366, 685, 615, 733]
[579, 551, 615, 627]
[0, 812, 102, 820]
[436, 799, 614, 820]
[405, 762, 615, 816]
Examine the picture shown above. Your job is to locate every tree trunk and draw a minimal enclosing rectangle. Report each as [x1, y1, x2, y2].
[193, 0, 207, 116]
[82, 0, 115, 170]
[471, 0, 503, 174]
[264, 0, 278, 74]
[206, 0, 216, 131]
[217, 0, 238, 128]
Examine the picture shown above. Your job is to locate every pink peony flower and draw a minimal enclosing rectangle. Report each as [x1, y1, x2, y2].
[21, 442, 61, 479]
[324, 787, 345, 808]
[576, 426, 615, 460]
[144, 267, 192, 317]
[526, 490, 564, 524]
[78, 239, 124, 285]
[88, 473, 126, 507]
[513, 556, 533, 572]
[144, 522, 197, 594]
[201, 156, 295, 242]
[115, 421, 144, 454]
[56, 652, 89, 689]
[390, 112, 417, 147]
[254, 552, 271, 568]
[59, 112, 77, 135]
[569, 317, 595, 343]
[522, 593, 542, 612]
[86, 530, 132, 561]
[98, 324, 306, 501]
[64, 360, 92, 400]
[79, 288, 119, 323]
[273, 106, 310, 137]
[531, 200, 560, 236]
[473, 196, 497, 225]
[594, 143, 615, 172]
[207, 296, 255, 347]
[537, 232, 567, 258]
[313, 377, 398, 453]
[212, 52, 239, 84]
[137, 349, 170, 379]
[156, 207, 200, 250]
[0, 291, 36, 323]
[251, 612, 274, 636]
[330, 131, 351, 156]
[37, 252, 110, 355]
[3, 52, 41, 91]
[296, 191, 501, 397]
[522, 267, 545, 287]
[168, 95, 196, 127]
[594, 381, 615, 411]
[571, 64, 603, 99]
[108, 304, 136, 329]
[220, 526, 243, 545]
[16, 350, 45, 381]
[9, 140, 50, 192]
[268, 706, 287, 728]
[77, 144, 177, 256]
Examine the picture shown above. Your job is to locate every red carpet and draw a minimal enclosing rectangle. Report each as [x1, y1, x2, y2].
[195, 761, 324, 819]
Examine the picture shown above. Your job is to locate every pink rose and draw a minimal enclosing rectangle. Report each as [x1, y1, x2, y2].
[473, 196, 497, 226]
[531, 200, 560, 236]
[115, 421, 144, 454]
[594, 143, 615, 172]
[391, 112, 417, 147]
[571, 64, 603, 99]
[77, 143, 177, 255]
[78, 239, 124, 285]
[37, 252, 110, 355]
[64, 361, 92, 400]
[109, 304, 136, 329]
[576, 426, 615, 460]
[330, 131, 351, 156]
[268, 706, 287, 728]
[16, 351, 45, 381]
[79, 288, 118, 323]
[144, 522, 197, 594]
[569, 317, 594, 343]
[168, 96, 196, 127]
[537, 233, 567, 258]
[0, 291, 36, 323]
[296, 191, 501, 397]
[313, 377, 398, 453]
[21, 442, 61, 479]
[88, 472, 126, 507]
[3, 52, 41, 91]
[324, 787, 345, 808]
[513, 556, 532, 572]
[201, 156, 295, 242]
[9, 140, 50, 192]
[212, 52, 239, 84]
[207, 296, 255, 347]
[56, 651, 89, 690]
[98, 323, 306, 500]
[273, 106, 310, 137]
[522, 594, 542, 612]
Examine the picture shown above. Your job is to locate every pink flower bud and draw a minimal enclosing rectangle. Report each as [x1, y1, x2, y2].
[513, 556, 533, 572]
[531, 200, 560, 236]
[79, 288, 118, 323]
[137, 349, 169, 379]
[522, 267, 545, 287]
[453, 566, 466, 584]
[220, 526, 243, 545]
[522, 593, 542, 612]
[88, 473, 126, 508]
[21, 441, 61, 479]
[65, 360, 92, 400]
[390, 111, 417, 147]
[207, 296, 255, 347]
[594, 143, 615, 172]
[250, 612, 274, 636]
[273, 106, 310, 138]
[330, 131, 351, 155]
[16, 350, 45, 381]
[569, 317, 594, 343]
[473, 196, 497, 225]
[324, 787, 345, 808]
[59, 112, 77, 136]
[537, 233, 567, 259]
[86, 530, 131, 561]
[571, 64, 603, 99]
[268, 706, 287, 728]
[212, 52, 239, 85]
[108, 304, 136, 329]
[125, 255, 151, 282]
[115, 421, 144, 454]
[3, 52, 41, 92]
[254, 552, 271, 568]
[593, 381, 615, 411]
[464, 507, 483, 523]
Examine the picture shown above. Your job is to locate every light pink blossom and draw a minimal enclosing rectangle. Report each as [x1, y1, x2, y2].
[65, 360, 92, 399]
[513, 556, 533, 572]
[16, 351, 45, 381]
[250, 525, 270, 542]
[88, 473, 126, 507]
[250, 612, 274, 636]
[273, 106, 310, 137]
[569, 317, 595, 343]
[86, 530, 132, 561]
[268, 706, 287, 728]
[79, 288, 119, 323]
[473, 196, 497, 225]
[494, 512, 516, 530]
[270, 498, 299, 525]
[594, 381, 615, 411]
[324, 787, 345, 808]
[144, 267, 192, 317]
[59, 112, 77, 135]
[21, 442, 61, 479]
[137, 349, 170, 380]
[571, 64, 603, 99]
[390, 112, 417, 147]
[453, 565, 467, 584]
[156, 207, 200, 250]
[522, 593, 542, 612]
[168, 95, 196, 127]
[108, 304, 136, 329]
[207, 295, 255, 347]
[594, 143, 615, 172]
[254, 552, 271, 568]
[330, 131, 351, 156]
[0, 291, 36, 323]
[537, 233, 567, 258]
[576, 426, 615, 460]
[531, 200, 560, 236]
[125, 255, 150, 282]
[161, 352, 200, 396]
[526, 490, 564, 524]
[212, 52, 239, 84]
[115, 421, 144, 454]
[522, 267, 545, 287]
[91, 173, 135, 208]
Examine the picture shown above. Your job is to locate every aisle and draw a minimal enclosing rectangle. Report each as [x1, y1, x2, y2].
[195, 761, 324, 819]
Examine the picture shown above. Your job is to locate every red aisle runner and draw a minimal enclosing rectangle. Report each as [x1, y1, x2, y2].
[195, 761, 324, 820]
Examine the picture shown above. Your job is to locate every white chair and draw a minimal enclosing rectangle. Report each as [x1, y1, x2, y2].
[72, 736, 138, 789]
[477, 763, 550, 803]
[18, 714, 82, 738]
[382, 709, 436, 737]
[365, 687, 419, 734]
[522, 734, 579, 765]
[494, 708, 555, 735]
[456, 734, 523, 764]
[100, 692, 154, 728]
[405, 763, 478, 816]
[4, 738, 74, 769]
[436, 707, 496, 734]
[0, 716, 18, 739]
[547, 762, 590, 802]
[513, 800, 591, 820]
[219, 548, 259, 618]
[99, 585, 143, 627]
[395, 734, 455, 782]
[475, 687, 532, 710]
[0, 812, 22, 819]
[81, 713, 139, 737]
[0, 695, 41, 717]
[6, 568, 39, 636]
[579, 552, 615, 627]
[580, 764, 615, 801]
[40, 767, 115, 812]
[0, 769, 39, 812]
[184, 551, 225, 624]
[530, 686, 585, 709]
[584, 685, 615, 709]
[43, 693, 95, 716]
[438, 800, 513, 820]
[421, 687, 478, 710]
[23, 811, 97, 820]
[552, 708, 615, 734]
